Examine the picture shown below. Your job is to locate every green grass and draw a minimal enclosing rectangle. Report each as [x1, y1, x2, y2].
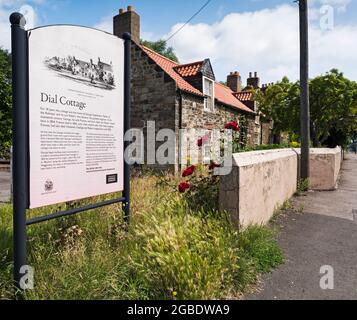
[0, 175, 283, 300]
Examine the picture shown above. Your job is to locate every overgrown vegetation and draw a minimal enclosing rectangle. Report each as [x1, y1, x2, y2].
[297, 178, 310, 194]
[0, 175, 283, 300]
[0, 48, 12, 159]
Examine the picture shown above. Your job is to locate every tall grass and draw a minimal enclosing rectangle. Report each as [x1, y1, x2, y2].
[0, 175, 283, 300]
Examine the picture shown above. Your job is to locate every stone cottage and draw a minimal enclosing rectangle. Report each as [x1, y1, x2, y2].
[113, 6, 272, 170]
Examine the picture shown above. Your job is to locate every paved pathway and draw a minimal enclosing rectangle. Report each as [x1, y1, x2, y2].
[246, 153, 357, 300]
[0, 171, 11, 203]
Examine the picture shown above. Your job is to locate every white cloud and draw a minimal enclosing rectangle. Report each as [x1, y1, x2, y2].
[166, 3, 357, 84]
[313, 0, 351, 12]
[19, 4, 36, 29]
[0, 0, 41, 50]
[93, 15, 112, 33]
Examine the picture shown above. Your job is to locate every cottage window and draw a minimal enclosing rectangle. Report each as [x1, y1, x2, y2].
[203, 77, 215, 112]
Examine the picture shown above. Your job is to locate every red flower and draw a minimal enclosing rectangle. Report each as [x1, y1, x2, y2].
[209, 161, 222, 170]
[225, 121, 240, 132]
[182, 165, 196, 177]
[197, 135, 209, 147]
[179, 182, 190, 193]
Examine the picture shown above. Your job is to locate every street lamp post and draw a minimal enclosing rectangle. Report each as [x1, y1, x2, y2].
[299, 0, 310, 181]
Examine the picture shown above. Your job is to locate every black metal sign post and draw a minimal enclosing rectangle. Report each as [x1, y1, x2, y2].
[10, 12, 131, 292]
[299, 0, 310, 181]
[122, 32, 131, 226]
[10, 12, 29, 292]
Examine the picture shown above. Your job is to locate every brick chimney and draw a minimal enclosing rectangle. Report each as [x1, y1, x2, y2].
[113, 6, 140, 43]
[247, 71, 261, 89]
[227, 71, 242, 93]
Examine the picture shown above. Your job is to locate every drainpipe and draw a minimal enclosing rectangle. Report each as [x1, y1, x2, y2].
[178, 90, 183, 171]
[178, 89, 183, 130]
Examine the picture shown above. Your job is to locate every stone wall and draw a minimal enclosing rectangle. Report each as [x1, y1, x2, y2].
[220, 149, 298, 228]
[131, 43, 178, 171]
[180, 92, 247, 129]
[179, 92, 256, 142]
[220, 147, 342, 228]
[294, 147, 342, 190]
[248, 117, 260, 146]
[261, 121, 272, 145]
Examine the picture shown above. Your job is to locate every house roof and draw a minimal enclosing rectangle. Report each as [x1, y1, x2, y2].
[140, 45, 254, 114]
[215, 83, 254, 113]
[234, 91, 253, 102]
[174, 61, 204, 77]
[98, 61, 113, 72]
[141, 45, 203, 96]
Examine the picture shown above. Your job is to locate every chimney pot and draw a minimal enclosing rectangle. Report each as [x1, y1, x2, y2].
[227, 71, 242, 93]
[114, 5, 141, 43]
[247, 71, 261, 89]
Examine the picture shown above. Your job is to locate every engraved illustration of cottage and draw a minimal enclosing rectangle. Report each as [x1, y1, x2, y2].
[44, 55, 115, 90]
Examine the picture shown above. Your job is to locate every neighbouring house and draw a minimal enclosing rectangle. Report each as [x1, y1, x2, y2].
[97, 58, 115, 85]
[113, 6, 273, 171]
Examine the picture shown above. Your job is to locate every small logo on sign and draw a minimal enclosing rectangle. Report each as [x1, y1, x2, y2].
[106, 174, 118, 184]
[44, 179, 54, 192]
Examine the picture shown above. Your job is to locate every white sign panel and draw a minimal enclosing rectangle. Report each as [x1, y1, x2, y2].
[28, 26, 124, 209]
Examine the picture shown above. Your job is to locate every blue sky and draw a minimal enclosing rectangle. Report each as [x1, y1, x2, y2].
[15, 0, 357, 39]
[1, 0, 356, 83]
[17, 1, 356, 28]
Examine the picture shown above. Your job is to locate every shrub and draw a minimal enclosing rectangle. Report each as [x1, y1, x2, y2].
[181, 165, 220, 213]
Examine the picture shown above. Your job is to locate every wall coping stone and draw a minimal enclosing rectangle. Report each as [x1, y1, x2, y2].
[232, 147, 341, 167]
[233, 149, 298, 167]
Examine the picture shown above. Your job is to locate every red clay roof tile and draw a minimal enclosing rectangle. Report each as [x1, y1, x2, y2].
[215, 83, 254, 113]
[141, 45, 202, 96]
[174, 61, 204, 77]
[234, 91, 254, 102]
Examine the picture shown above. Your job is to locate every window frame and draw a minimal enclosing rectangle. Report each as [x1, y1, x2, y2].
[202, 76, 215, 112]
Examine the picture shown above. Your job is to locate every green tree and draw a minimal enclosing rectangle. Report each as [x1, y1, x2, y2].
[309, 69, 357, 147]
[255, 77, 300, 136]
[0, 48, 12, 159]
[256, 70, 357, 148]
[141, 39, 179, 62]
